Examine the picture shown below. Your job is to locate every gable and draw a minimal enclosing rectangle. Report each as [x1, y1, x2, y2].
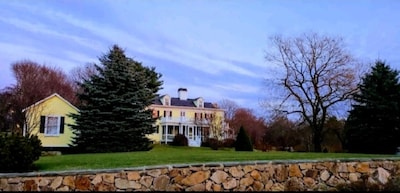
[23, 93, 78, 114]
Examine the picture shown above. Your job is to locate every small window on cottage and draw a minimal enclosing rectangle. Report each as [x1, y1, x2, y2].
[40, 116, 64, 136]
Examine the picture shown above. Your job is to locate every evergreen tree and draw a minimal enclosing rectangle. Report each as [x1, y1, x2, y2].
[344, 60, 400, 154]
[69, 45, 163, 153]
[235, 126, 253, 151]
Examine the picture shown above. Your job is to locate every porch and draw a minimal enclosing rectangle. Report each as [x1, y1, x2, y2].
[159, 124, 207, 147]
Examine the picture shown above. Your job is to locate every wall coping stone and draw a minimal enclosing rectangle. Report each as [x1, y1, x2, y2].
[1, 157, 399, 178]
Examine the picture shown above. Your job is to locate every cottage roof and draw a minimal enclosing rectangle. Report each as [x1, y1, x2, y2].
[22, 93, 79, 112]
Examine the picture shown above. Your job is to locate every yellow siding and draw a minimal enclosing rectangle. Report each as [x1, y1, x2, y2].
[147, 119, 162, 142]
[26, 95, 77, 147]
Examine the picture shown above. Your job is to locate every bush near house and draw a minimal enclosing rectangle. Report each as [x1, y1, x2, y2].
[222, 138, 236, 148]
[0, 134, 42, 172]
[171, 134, 188, 146]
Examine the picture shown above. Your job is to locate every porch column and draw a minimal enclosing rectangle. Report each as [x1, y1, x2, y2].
[164, 124, 168, 144]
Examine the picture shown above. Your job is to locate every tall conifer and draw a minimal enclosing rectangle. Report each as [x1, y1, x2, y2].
[344, 60, 400, 154]
[69, 45, 163, 153]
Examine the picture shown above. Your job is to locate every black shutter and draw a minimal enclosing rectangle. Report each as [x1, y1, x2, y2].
[169, 111, 172, 117]
[40, 116, 45, 133]
[60, 117, 65, 134]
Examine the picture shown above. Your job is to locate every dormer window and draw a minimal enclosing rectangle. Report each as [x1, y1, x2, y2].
[193, 97, 204, 108]
[161, 95, 171, 106]
[198, 98, 203, 108]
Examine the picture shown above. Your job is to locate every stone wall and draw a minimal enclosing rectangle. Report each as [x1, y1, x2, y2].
[1, 158, 400, 191]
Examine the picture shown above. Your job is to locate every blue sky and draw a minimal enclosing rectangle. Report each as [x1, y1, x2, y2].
[1, 0, 399, 116]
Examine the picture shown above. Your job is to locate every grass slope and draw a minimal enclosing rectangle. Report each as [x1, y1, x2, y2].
[34, 144, 399, 172]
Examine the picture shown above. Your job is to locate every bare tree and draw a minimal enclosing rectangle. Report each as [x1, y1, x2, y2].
[22, 103, 46, 136]
[68, 62, 98, 95]
[264, 32, 360, 152]
[5, 60, 76, 134]
[208, 112, 224, 141]
[217, 99, 239, 122]
[194, 112, 225, 141]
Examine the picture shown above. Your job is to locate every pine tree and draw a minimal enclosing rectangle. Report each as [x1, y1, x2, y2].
[235, 126, 253, 151]
[69, 45, 163, 153]
[344, 60, 400, 154]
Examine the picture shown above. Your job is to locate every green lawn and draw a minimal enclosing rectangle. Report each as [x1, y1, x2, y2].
[34, 144, 400, 172]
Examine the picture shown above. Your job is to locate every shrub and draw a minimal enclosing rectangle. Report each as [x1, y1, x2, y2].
[171, 134, 188, 146]
[0, 133, 42, 172]
[222, 138, 236, 148]
[208, 138, 221, 150]
[235, 126, 253, 151]
[200, 140, 210, 147]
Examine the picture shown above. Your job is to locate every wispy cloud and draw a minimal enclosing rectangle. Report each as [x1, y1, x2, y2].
[0, 17, 103, 51]
[32, 5, 260, 79]
[213, 83, 259, 93]
[0, 42, 81, 71]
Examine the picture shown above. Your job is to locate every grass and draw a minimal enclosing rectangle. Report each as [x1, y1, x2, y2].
[34, 144, 400, 172]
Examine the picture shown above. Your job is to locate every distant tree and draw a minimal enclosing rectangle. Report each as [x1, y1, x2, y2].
[0, 90, 15, 133]
[235, 126, 253, 151]
[69, 45, 163, 153]
[264, 32, 360, 152]
[230, 108, 267, 146]
[218, 99, 239, 123]
[68, 62, 98, 103]
[344, 60, 400, 154]
[0, 60, 76, 135]
[264, 114, 300, 150]
[322, 116, 345, 152]
[217, 99, 239, 139]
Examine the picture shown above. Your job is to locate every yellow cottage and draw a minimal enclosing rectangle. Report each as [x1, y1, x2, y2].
[22, 93, 78, 151]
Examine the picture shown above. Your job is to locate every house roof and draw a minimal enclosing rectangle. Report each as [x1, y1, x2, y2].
[152, 96, 217, 108]
[22, 93, 79, 112]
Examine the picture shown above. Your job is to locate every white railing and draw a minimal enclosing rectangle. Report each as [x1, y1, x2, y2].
[159, 117, 211, 125]
[160, 134, 175, 142]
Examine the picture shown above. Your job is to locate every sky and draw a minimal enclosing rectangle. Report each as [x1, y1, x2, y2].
[1, 0, 400, 117]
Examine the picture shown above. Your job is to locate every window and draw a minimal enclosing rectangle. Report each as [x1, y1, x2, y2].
[40, 116, 64, 136]
[199, 99, 203, 108]
[180, 111, 185, 117]
[163, 110, 172, 117]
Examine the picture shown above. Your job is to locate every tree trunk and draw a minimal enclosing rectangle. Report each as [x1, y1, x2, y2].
[313, 128, 322, 152]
